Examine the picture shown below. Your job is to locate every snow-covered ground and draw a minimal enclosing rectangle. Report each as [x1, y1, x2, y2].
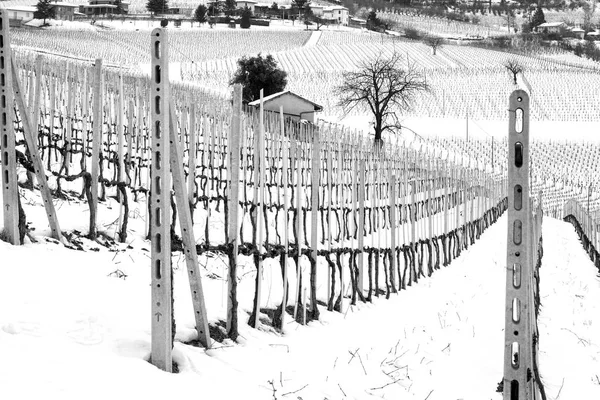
[2, 186, 599, 399]
[538, 218, 600, 399]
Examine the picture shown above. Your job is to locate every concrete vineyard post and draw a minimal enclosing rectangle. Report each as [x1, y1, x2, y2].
[503, 90, 535, 399]
[150, 28, 173, 372]
[0, 11, 19, 245]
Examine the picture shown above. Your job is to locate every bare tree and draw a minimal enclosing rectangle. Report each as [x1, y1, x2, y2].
[335, 53, 430, 144]
[425, 35, 444, 55]
[504, 59, 524, 84]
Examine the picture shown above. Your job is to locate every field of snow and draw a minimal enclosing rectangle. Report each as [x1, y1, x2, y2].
[1, 186, 600, 399]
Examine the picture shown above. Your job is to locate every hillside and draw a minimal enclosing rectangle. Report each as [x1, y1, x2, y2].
[10, 22, 600, 122]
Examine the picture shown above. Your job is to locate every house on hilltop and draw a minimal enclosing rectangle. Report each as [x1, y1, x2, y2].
[79, 0, 129, 16]
[236, 0, 257, 12]
[48, 2, 81, 21]
[536, 21, 566, 34]
[5, 6, 37, 26]
[248, 91, 323, 123]
[323, 5, 348, 25]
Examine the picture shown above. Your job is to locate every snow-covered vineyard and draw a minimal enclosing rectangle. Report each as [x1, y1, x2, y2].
[1, 8, 600, 400]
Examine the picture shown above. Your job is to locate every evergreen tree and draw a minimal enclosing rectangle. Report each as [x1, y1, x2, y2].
[366, 10, 381, 31]
[531, 6, 545, 28]
[147, 0, 168, 15]
[208, 0, 223, 16]
[240, 6, 252, 28]
[195, 4, 208, 23]
[224, 0, 237, 16]
[34, 0, 56, 24]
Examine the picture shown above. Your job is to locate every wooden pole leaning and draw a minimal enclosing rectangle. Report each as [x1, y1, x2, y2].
[168, 101, 211, 349]
[10, 54, 62, 242]
[0, 11, 19, 245]
[150, 28, 173, 372]
[503, 90, 535, 400]
[226, 85, 242, 336]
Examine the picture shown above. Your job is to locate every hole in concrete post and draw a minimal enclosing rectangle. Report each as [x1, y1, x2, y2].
[515, 142, 523, 168]
[155, 208, 161, 227]
[155, 176, 161, 194]
[154, 41, 161, 59]
[513, 263, 521, 288]
[156, 233, 162, 253]
[513, 220, 522, 245]
[155, 151, 161, 169]
[511, 342, 519, 369]
[512, 298, 520, 323]
[515, 108, 523, 133]
[511, 380, 519, 400]
[514, 185, 522, 210]
[155, 120, 161, 139]
[155, 259, 162, 279]
[154, 96, 161, 115]
[154, 65, 161, 84]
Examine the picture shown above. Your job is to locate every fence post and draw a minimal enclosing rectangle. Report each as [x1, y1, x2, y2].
[0, 11, 19, 245]
[310, 128, 320, 317]
[227, 84, 242, 336]
[150, 27, 173, 372]
[90, 59, 103, 239]
[503, 90, 535, 400]
[279, 106, 289, 329]
[252, 91, 266, 328]
[389, 171, 396, 290]
[357, 157, 366, 294]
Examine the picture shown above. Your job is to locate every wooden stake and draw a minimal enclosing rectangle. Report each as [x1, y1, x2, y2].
[280, 106, 289, 330]
[11, 55, 62, 242]
[169, 101, 211, 349]
[310, 128, 320, 318]
[226, 85, 242, 335]
[90, 59, 102, 239]
[253, 90, 266, 329]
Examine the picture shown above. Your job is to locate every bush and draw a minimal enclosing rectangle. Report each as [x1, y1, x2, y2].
[405, 27, 422, 40]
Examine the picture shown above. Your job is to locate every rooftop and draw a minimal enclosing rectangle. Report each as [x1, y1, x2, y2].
[5, 6, 37, 12]
[248, 90, 323, 111]
[538, 22, 566, 28]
